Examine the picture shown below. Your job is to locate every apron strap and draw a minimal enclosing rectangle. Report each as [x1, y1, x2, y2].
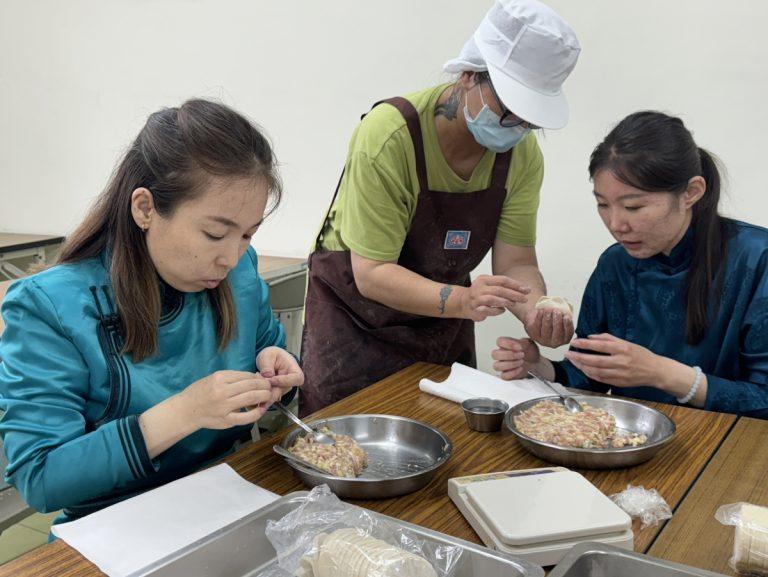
[374, 97, 428, 193]
[314, 96, 427, 248]
[489, 147, 514, 191]
[314, 167, 346, 248]
[314, 97, 512, 249]
[384, 96, 513, 194]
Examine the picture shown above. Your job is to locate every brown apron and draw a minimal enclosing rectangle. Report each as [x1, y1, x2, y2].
[299, 97, 512, 416]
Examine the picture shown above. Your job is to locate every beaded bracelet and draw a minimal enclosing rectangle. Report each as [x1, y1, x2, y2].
[677, 366, 703, 404]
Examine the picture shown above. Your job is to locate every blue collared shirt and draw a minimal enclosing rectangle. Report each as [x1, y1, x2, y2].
[554, 220, 768, 418]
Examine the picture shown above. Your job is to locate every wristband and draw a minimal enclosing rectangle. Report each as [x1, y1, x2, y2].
[677, 366, 703, 404]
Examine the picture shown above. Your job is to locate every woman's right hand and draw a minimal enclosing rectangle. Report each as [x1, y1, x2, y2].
[179, 370, 273, 430]
[460, 275, 530, 322]
[492, 337, 541, 380]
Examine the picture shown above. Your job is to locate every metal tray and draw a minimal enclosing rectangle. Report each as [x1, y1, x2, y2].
[549, 542, 727, 576]
[135, 491, 543, 577]
[505, 396, 676, 469]
[277, 414, 453, 499]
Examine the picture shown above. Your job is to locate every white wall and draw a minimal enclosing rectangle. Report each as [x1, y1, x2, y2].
[2, 0, 767, 372]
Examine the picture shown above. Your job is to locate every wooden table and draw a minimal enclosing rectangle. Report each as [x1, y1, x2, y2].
[0, 363, 745, 576]
[648, 417, 768, 574]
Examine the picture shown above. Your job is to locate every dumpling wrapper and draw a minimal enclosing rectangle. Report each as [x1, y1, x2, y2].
[303, 527, 437, 577]
[734, 503, 768, 573]
[534, 296, 573, 315]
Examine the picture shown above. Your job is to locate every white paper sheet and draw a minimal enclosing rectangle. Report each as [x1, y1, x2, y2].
[52, 464, 279, 577]
[419, 362, 554, 408]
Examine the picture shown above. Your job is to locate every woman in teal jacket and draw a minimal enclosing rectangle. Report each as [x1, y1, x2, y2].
[0, 99, 303, 522]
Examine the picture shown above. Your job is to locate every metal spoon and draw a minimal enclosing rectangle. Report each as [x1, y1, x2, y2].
[527, 370, 584, 413]
[272, 445, 331, 475]
[272, 401, 336, 445]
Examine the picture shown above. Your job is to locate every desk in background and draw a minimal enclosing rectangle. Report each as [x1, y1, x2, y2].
[0, 281, 11, 333]
[258, 255, 307, 357]
[258, 255, 306, 283]
[0, 234, 64, 281]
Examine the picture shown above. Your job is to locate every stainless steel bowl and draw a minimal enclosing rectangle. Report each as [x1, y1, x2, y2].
[505, 395, 676, 469]
[278, 414, 453, 499]
[461, 397, 509, 432]
[549, 541, 726, 576]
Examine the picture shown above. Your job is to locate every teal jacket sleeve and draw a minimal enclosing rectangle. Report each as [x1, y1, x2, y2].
[0, 280, 157, 513]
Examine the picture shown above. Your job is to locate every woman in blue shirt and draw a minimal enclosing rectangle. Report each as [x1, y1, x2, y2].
[493, 111, 768, 418]
[0, 99, 304, 522]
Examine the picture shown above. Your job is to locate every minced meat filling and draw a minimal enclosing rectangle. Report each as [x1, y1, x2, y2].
[514, 400, 648, 449]
[289, 428, 368, 477]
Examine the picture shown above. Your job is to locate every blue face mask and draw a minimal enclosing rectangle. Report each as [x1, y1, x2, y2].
[464, 89, 531, 153]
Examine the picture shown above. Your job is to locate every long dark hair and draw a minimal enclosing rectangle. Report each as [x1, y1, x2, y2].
[57, 99, 282, 361]
[588, 111, 730, 345]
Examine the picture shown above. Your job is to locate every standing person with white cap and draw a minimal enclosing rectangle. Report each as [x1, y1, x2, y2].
[299, 0, 581, 416]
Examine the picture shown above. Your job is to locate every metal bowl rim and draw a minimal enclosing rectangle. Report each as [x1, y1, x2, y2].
[461, 397, 509, 415]
[504, 395, 677, 454]
[279, 414, 454, 482]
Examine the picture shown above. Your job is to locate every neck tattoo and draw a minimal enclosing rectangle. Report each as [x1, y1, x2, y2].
[434, 86, 462, 121]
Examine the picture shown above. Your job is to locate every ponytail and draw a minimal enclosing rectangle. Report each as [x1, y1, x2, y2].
[685, 148, 730, 344]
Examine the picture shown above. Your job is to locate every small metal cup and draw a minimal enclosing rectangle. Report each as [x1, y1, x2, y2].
[461, 398, 509, 432]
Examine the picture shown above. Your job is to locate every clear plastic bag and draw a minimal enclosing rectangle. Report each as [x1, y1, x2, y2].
[609, 484, 672, 529]
[261, 485, 463, 577]
[715, 502, 768, 575]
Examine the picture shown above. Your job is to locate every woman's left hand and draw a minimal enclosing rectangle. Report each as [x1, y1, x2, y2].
[564, 334, 659, 388]
[256, 347, 305, 403]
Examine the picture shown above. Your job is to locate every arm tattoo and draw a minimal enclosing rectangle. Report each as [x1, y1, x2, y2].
[438, 285, 453, 315]
[434, 87, 462, 121]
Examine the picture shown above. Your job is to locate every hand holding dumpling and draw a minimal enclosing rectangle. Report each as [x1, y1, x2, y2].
[524, 296, 574, 348]
[256, 346, 304, 404]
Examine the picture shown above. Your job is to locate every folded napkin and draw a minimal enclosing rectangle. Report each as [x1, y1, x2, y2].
[419, 363, 554, 408]
[52, 464, 279, 577]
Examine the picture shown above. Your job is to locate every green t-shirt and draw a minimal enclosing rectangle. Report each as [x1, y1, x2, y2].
[317, 84, 544, 261]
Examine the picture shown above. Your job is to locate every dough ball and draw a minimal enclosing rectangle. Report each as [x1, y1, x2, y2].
[534, 296, 573, 315]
